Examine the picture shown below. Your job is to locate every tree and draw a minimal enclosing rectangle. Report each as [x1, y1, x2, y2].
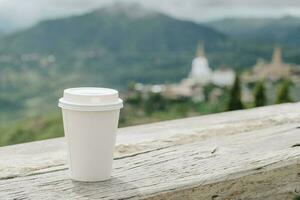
[127, 81, 136, 91]
[293, 196, 300, 200]
[227, 75, 244, 111]
[253, 81, 266, 107]
[126, 92, 143, 106]
[275, 80, 293, 104]
[144, 93, 167, 114]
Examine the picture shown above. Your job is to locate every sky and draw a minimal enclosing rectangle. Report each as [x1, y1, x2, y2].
[1, 0, 300, 31]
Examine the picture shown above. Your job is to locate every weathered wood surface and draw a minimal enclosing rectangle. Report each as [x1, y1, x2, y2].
[0, 103, 300, 199]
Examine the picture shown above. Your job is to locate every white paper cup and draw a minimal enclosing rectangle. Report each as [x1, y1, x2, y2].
[58, 87, 123, 182]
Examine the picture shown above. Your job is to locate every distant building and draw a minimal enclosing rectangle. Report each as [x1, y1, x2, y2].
[134, 43, 236, 102]
[188, 44, 212, 85]
[241, 46, 300, 103]
[188, 44, 235, 87]
[161, 44, 236, 101]
[211, 66, 235, 87]
[250, 46, 295, 81]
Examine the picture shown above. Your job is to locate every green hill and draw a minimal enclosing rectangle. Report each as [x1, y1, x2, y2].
[1, 4, 226, 55]
[0, 4, 229, 123]
[0, 4, 228, 84]
[207, 16, 300, 46]
[1, 5, 300, 126]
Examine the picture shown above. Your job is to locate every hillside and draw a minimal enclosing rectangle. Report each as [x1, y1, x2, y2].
[0, 4, 230, 123]
[0, 4, 228, 83]
[207, 16, 300, 46]
[0, 4, 300, 125]
[1, 5, 225, 55]
[0, 4, 300, 124]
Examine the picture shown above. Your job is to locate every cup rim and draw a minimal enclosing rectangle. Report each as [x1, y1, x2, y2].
[58, 87, 123, 111]
[58, 98, 123, 111]
[64, 87, 118, 97]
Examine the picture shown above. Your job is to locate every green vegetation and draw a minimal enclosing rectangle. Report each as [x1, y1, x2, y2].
[0, 114, 63, 146]
[253, 81, 266, 107]
[275, 80, 293, 104]
[0, 76, 296, 147]
[117, 88, 230, 127]
[293, 196, 300, 200]
[0, 87, 231, 146]
[227, 75, 244, 111]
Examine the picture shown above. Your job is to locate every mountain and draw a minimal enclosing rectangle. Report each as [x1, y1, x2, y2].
[0, 3, 228, 85]
[1, 4, 225, 55]
[207, 17, 273, 37]
[1, 3, 300, 125]
[207, 16, 300, 46]
[0, 3, 229, 122]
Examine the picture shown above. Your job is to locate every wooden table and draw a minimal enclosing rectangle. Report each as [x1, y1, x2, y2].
[0, 103, 300, 199]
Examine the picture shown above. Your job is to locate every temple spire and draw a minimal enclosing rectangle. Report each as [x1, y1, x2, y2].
[271, 46, 282, 65]
[196, 43, 205, 58]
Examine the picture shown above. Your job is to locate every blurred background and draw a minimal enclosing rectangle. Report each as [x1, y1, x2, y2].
[0, 0, 299, 146]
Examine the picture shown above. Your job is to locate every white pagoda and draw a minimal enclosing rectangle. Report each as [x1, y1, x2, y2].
[188, 44, 212, 84]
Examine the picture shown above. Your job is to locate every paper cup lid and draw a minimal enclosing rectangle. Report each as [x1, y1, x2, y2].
[58, 87, 123, 111]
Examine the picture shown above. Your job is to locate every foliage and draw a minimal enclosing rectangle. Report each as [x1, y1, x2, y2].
[0, 113, 63, 146]
[253, 81, 266, 107]
[0, 88, 230, 146]
[293, 196, 300, 200]
[227, 75, 244, 111]
[275, 80, 293, 104]
[144, 93, 168, 114]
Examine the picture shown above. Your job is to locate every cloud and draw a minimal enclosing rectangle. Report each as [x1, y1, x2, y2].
[134, 0, 300, 22]
[0, 0, 300, 31]
[0, 0, 115, 28]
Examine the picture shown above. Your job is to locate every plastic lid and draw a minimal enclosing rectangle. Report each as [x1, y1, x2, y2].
[58, 87, 123, 111]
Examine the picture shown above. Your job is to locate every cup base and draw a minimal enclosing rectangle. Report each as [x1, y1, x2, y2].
[69, 173, 111, 182]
